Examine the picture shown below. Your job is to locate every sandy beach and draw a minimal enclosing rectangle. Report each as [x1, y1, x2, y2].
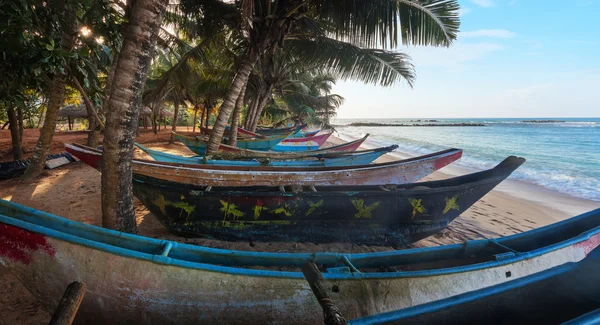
[0, 129, 598, 323]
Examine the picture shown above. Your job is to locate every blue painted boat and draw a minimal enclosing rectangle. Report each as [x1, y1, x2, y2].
[1, 198, 600, 324]
[0, 152, 76, 180]
[134, 143, 396, 167]
[347, 245, 600, 325]
[271, 133, 332, 152]
[290, 129, 320, 138]
[223, 133, 291, 151]
[256, 124, 307, 135]
[173, 131, 369, 158]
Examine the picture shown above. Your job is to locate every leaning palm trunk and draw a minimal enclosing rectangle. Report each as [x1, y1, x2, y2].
[244, 98, 259, 129]
[228, 83, 247, 147]
[17, 107, 24, 141]
[249, 85, 273, 132]
[22, 12, 76, 180]
[192, 104, 199, 133]
[204, 50, 258, 157]
[101, 0, 167, 233]
[7, 107, 22, 160]
[169, 99, 180, 144]
[86, 108, 99, 148]
[22, 73, 67, 179]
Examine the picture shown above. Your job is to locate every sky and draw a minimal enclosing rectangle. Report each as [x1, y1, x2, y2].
[332, 0, 600, 118]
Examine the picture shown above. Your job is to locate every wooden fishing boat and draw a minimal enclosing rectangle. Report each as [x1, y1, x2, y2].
[0, 152, 77, 180]
[226, 125, 320, 139]
[174, 131, 368, 158]
[290, 129, 320, 138]
[224, 133, 291, 151]
[1, 200, 600, 324]
[272, 132, 333, 152]
[347, 246, 600, 325]
[132, 156, 524, 245]
[134, 143, 396, 167]
[256, 123, 306, 135]
[66, 143, 463, 186]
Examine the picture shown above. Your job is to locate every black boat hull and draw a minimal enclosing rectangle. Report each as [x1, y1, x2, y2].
[132, 157, 524, 246]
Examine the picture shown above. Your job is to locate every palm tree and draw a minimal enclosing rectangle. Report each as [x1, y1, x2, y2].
[180, 0, 460, 157]
[101, 0, 167, 233]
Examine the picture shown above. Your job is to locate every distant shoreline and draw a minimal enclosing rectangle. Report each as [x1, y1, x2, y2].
[346, 122, 486, 127]
[521, 120, 566, 123]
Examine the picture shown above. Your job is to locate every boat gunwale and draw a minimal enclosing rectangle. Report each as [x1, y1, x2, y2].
[279, 132, 333, 144]
[347, 260, 578, 324]
[1, 198, 599, 280]
[134, 143, 395, 165]
[69, 142, 461, 173]
[132, 148, 463, 172]
[132, 160, 514, 196]
[173, 131, 369, 155]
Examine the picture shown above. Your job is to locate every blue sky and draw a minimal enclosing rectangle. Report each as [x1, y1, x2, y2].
[333, 0, 600, 118]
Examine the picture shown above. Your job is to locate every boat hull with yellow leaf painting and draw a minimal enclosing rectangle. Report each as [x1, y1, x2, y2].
[131, 156, 525, 246]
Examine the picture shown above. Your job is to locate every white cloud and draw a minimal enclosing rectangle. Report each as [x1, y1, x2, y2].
[459, 7, 472, 16]
[460, 29, 516, 38]
[470, 0, 494, 7]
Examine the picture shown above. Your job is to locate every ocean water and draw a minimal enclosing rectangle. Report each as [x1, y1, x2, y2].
[333, 118, 600, 202]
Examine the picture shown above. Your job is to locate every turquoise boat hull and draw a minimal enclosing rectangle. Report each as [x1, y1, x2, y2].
[1, 199, 600, 324]
[271, 143, 321, 151]
[223, 133, 289, 151]
[135, 143, 392, 167]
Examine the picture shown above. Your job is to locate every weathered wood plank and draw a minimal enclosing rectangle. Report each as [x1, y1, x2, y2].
[302, 262, 347, 325]
[48, 281, 86, 325]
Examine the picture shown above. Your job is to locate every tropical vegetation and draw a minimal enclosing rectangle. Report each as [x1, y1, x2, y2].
[0, 0, 460, 233]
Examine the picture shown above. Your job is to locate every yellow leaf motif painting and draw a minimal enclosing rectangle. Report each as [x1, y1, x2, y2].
[253, 205, 269, 220]
[443, 194, 460, 214]
[272, 204, 293, 217]
[408, 198, 427, 219]
[220, 200, 245, 221]
[306, 200, 324, 216]
[351, 199, 380, 219]
[152, 195, 167, 215]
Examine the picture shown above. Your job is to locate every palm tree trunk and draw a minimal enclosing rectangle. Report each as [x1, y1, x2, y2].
[204, 50, 258, 157]
[205, 106, 210, 128]
[101, 0, 167, 233]
[169, 99, 180, 143]
[17, 107, 24, 141]
[192, 105, 199, 133]
[244, 98, 258, 129]
[249, 85, 273, 132]
[86, 112, 99, 148]
[23, 73, 67, 179]
[7, 107, 22, 160]
[229, 83, 247, 147]
[22, 15, 76, 180]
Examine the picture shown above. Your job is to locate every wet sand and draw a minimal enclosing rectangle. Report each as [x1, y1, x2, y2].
[0, 129, 598, 323]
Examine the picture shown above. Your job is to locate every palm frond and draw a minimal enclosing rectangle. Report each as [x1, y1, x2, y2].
[286, 36, 415, 87]
[312, 0, 460, 48]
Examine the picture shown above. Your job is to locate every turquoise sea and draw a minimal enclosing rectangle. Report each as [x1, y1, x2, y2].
[333, 118, 600, 202]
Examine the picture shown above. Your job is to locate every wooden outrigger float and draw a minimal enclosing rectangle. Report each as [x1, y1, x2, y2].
[131, 157, 523, 245]
[134, 143, 396, 167]
[173, 132, 367, 157]
[1, 199, 600, 324]
[66, 143, 464, 186]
